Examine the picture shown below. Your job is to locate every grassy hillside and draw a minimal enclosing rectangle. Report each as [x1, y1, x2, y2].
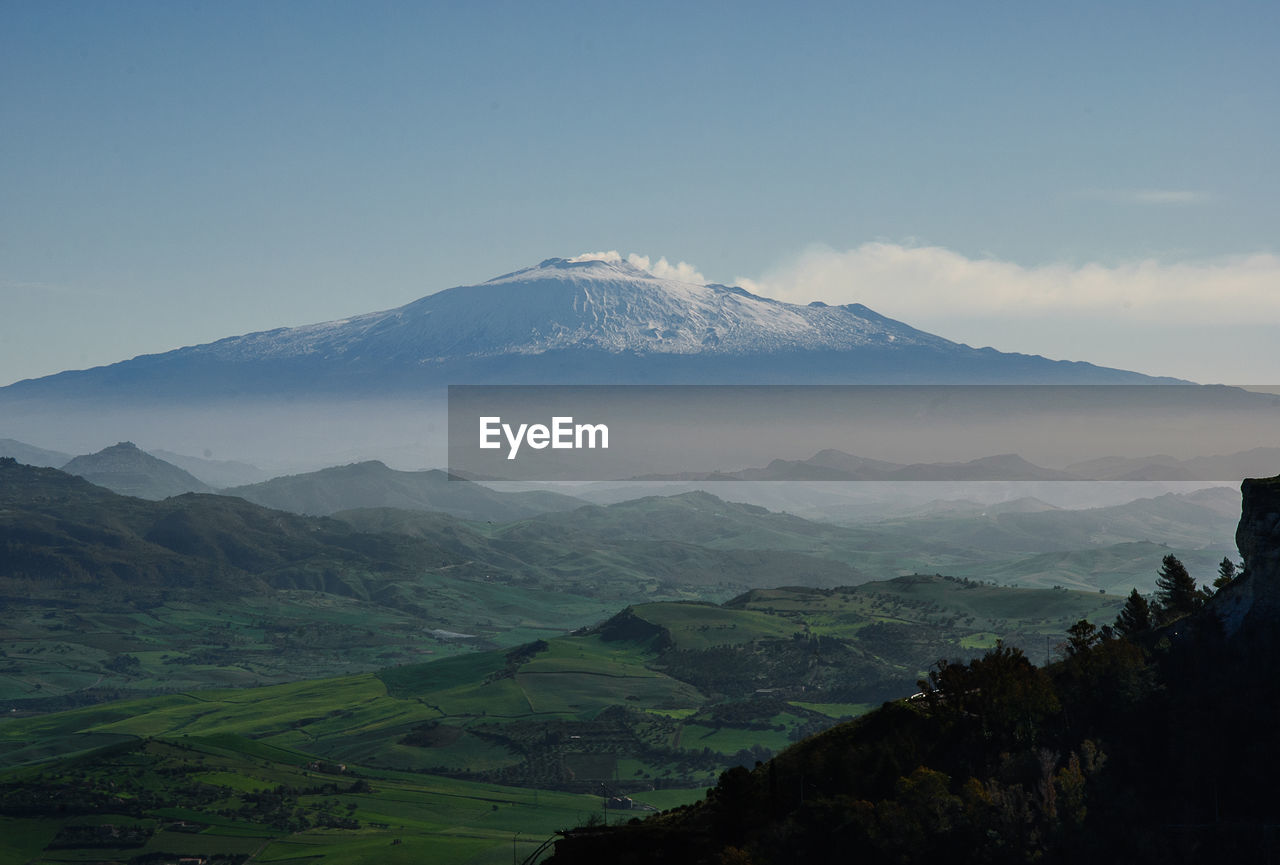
[0, 582, 616, 705]
[0, 733, 677, 865]
[1, 580, 1124, 778]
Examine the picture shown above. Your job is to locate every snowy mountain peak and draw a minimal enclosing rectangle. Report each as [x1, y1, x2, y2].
[490, 256, 654, 283]
[183, 254, 954, 365]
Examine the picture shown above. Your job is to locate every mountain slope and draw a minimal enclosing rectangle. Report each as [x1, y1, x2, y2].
[0, 457, 435, 594]
[0, 437, 71, 468]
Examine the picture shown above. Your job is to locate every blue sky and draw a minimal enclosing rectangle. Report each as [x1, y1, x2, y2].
[3, 1, 1278, 385]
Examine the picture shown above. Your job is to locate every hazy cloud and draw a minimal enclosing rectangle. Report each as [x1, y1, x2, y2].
[570, 250, 708, 284]
[736, 243, 1280, 325]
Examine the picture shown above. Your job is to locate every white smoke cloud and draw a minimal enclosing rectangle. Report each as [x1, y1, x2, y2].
[568, 250, 625, 264]
[570, 250, 708, 284]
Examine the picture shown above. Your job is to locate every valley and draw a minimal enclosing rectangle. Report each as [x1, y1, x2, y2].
[0, 455, 1237, 709]
[0, 577, 1124, 864]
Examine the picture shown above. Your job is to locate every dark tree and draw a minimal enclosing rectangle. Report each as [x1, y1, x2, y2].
[1066, 619, 1100, 656]
[1213, 557, 1238, 590]
[922, 641, 1059, 747]
[1114, 589, 1152, 636]
[1154, 554, 1199, 622]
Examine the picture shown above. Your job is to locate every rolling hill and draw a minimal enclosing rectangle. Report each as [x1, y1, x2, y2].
[224, 460, 585, 521]
[59, 441, 213, 499]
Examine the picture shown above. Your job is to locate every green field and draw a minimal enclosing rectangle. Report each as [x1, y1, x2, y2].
[0, 582, 619, 705]
[0, 735, 702, 865]
[1, 578, 1146, 863]
[2, 582, 1129, 776]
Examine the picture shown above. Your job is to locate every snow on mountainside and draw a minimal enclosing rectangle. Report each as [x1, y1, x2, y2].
[187, 257, 954, 363]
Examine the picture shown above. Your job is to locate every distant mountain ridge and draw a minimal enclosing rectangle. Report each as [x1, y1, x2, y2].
[1065, 447, 1280, 481]
[225, 460, 584, 521]
[150, 449, 271, 487]
[0, 256, 1181, 401]
[0, 437, 267, 488]
[0, 458, 865, 607]
[633, 447, 1280, 483]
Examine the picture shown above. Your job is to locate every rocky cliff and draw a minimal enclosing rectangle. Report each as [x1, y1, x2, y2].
[1216, 475, 1280, 636]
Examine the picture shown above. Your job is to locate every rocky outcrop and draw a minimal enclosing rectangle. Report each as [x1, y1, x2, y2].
[1216, 476, 1280, 636]
[1238, 476, 1280, 582]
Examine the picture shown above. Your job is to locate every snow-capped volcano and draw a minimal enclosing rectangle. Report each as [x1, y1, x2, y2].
[2, 255, 1177, 401]
[187, 256, 952, 363]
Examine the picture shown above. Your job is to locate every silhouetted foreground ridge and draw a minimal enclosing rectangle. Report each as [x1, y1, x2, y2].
[547, 475, 1280, 865]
